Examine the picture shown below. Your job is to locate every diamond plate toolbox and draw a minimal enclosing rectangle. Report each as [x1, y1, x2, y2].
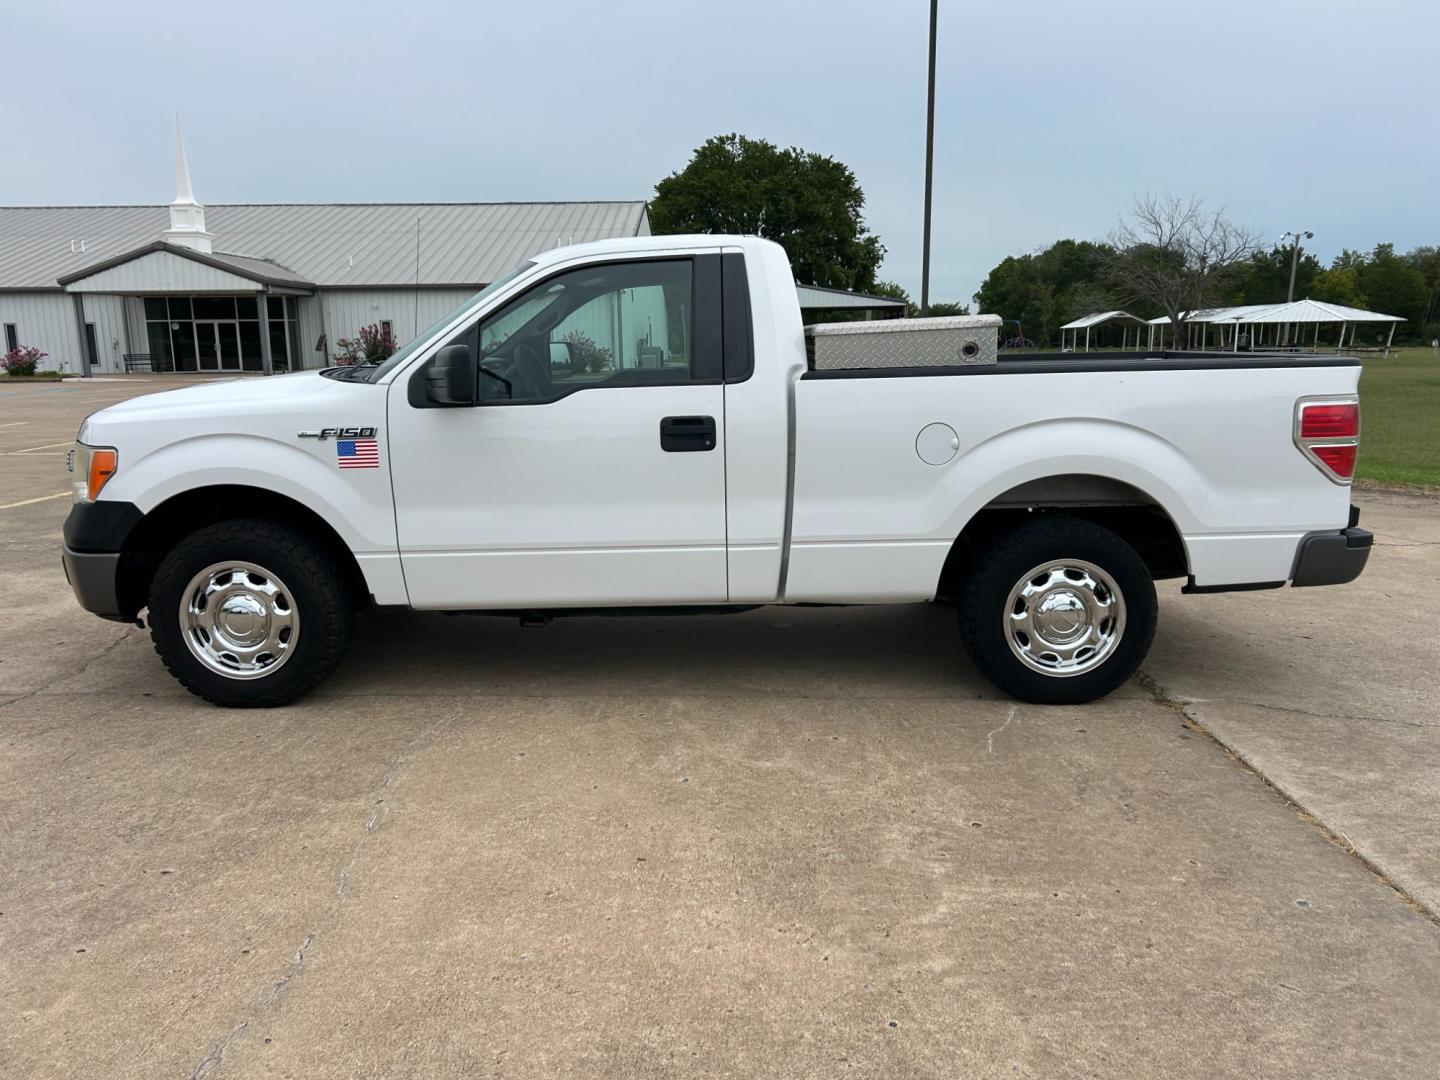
[806, 314, 1003, 370]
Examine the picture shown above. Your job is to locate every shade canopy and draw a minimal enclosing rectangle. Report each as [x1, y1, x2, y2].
[1228, 298, 1402, 324]
[1147, 300, 1403, 326]
[1059, 309, 1146, 330]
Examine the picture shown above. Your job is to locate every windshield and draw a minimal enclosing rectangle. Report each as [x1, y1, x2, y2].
[364, 260, 536, 381]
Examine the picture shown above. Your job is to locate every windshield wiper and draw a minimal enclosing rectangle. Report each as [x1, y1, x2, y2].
[320, 365, 380, 383]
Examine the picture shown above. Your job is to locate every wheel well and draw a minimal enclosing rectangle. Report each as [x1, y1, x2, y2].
[936, 475, 1188, 602]
[115, 486, 370, 617]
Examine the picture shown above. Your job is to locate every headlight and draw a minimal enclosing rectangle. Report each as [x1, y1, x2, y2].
[69, 443, 118, 503]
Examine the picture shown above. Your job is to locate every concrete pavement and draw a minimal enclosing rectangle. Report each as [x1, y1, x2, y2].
[2, 378, 1437, 1079]
[1146, 488, 1440, 915]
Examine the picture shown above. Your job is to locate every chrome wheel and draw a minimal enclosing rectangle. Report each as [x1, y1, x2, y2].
[1004, 558, 1125, 678]
[179, 561, 299, 680]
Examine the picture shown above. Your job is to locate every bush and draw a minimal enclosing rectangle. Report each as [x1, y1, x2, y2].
[563, 330, 613, 374]
[1, 345, 47, 376]
[332, 324, 398, 366]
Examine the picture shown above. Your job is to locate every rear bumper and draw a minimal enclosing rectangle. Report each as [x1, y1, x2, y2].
[1182, 504, 1372, 594]
[1291, 526, 1373, 587]
[61, 545, 131, 621]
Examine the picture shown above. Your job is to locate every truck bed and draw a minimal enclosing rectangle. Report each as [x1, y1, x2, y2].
[784, 351, 1363, 602]
[802, 349, 1363, 377]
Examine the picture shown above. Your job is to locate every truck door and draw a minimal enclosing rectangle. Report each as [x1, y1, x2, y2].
[387, 255, 728, 608]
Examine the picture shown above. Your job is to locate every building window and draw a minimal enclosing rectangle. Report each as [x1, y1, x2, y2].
[84, 323, 99, 371]
[379, 319, 393, 341]
[3, 323, 17, 353]
[141, 294, 304, 372]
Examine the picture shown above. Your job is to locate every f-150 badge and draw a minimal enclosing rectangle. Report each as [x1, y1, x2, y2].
[298, 426, 377, 440]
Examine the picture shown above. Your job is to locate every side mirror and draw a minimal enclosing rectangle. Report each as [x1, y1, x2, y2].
[549, 341, 573, 371]
[426, 343, 475, 405]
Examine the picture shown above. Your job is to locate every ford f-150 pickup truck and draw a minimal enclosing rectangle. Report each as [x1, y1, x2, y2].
[61, 235, 1371, 707]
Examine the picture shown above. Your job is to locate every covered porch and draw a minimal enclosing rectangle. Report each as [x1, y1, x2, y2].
[58, 242, 317, 375]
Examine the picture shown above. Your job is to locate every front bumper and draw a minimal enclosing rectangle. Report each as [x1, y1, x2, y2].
[61, 499, 145, 622]
[61, 545, 131, 621]
[1291, 526, 1373, 587]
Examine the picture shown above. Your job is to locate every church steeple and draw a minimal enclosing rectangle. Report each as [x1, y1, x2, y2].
[164, 118, 214, 253]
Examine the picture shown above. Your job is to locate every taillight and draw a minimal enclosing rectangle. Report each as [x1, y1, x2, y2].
[1310, 444, 1357, 477]
[1300, 403, 1359, 440]
[1295, 398, 1359, 484]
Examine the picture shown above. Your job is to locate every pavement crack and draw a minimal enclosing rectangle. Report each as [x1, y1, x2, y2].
[1135, 669, 1438, 926]
[187, 706, 461, 1077]
[0, 625, 140, 713]
[1181, 696, 1431, 729]
[189, 1022, 248, 1080]
[986, 703, 1018, 753]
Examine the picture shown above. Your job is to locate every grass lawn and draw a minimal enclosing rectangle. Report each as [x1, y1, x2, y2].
[1357, 346, 1440, 489]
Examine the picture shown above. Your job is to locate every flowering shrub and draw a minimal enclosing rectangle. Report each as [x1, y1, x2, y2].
[1, 345, 47, 376]
[332, 324, 399, 366]
[563, 330, 613, 374]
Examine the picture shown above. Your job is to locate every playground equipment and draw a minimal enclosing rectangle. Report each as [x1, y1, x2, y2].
[1001, 319, 1036, 349]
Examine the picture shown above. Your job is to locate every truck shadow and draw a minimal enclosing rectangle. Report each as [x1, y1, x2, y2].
[331, 601, 999, 701]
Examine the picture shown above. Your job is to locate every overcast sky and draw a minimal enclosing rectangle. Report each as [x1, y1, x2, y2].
[5, 0, 1436, 303]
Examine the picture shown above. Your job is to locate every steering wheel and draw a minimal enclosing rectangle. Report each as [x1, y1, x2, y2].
[509, 343, 546, 400]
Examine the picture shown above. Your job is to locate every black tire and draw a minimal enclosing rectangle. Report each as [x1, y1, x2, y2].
[148, 518, 354, 707]
[957, 516, 1157, 705]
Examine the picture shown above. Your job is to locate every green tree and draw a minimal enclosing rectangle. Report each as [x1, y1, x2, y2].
[869, 280, 918, 317]
[974, 239, 1115, 346]
[1311, 266, 1365, 308]
[1223, 245, 1321, 305]
[1332, 248, 1368, 271]
[1359, 244, 1428, 326]
[1403, 246, 1440, 335]
[832, 281, 967, 320]
[650, 134, 885, 291]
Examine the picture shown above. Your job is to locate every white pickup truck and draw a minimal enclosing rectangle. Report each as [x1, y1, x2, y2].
[62, 235, 1371, 707]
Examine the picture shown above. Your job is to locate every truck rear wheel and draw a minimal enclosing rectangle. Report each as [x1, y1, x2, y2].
[957, 516, 1156, 705]
[148, 518, 354, 707]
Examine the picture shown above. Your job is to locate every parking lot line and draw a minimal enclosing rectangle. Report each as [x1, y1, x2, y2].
[8, 442, 74, 454]
[0, 491, 70, 510]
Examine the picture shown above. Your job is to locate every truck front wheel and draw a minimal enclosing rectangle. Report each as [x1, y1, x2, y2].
[148, 518, 355, 707]
[957, 517, 1157, 705]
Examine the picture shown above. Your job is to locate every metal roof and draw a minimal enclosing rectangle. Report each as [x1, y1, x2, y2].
[1059, 309, 1146, 330]
[58, 241, 316, 290]
[1238, 298, 1403, 323]
[1148, 300, 1403, 325]
[0, 202, 649, 290]
[796, 284, 908, 310]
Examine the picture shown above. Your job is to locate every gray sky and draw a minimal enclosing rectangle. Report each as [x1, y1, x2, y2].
[5, 0, 1436, 303]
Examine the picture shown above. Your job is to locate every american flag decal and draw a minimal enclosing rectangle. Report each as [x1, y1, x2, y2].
[336, 437, 380, 469]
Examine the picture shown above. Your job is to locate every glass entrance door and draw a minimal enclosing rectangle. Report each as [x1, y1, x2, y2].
[196, 321, 242, 371]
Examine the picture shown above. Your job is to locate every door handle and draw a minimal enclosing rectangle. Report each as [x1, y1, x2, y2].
[660, 415, 717, 452]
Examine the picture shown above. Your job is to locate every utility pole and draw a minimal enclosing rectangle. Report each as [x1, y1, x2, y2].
[920, 0, 938, 315]
[1282, 229, 1313, 302]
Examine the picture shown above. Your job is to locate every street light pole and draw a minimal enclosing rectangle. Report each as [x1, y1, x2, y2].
[1283, 229, 1313, 302]
[921, 0, 937, 315]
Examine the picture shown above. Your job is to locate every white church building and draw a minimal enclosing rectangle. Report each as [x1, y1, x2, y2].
[0, 127, 650, 374]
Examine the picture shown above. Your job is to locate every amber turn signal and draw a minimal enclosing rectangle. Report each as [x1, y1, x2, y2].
[87, 448, 118, 500]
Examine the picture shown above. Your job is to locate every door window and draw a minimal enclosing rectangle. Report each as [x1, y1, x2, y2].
[474, 260, 697, 404]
